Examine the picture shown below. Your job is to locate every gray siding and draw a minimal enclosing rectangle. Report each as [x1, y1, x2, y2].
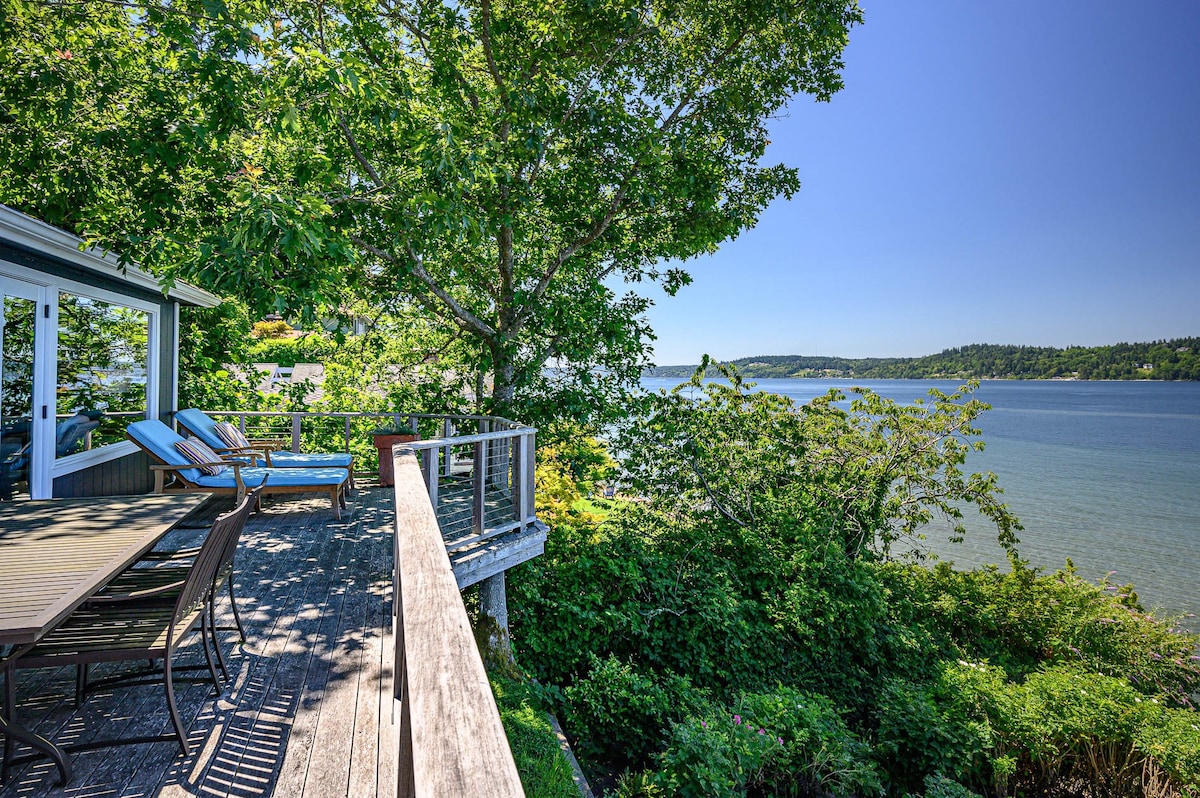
[52, 450, 155, 497]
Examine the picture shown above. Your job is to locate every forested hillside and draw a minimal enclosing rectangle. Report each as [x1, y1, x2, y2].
[646, 338, 1200, 380]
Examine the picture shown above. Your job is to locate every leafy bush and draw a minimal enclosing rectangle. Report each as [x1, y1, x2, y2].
[882, 557, 1200, 701]
[246, 332, 332, 366]
[980, 666, 1200, 797]
[651, 687, 881, 798]
[561, 656, 706, 773]
[872, 663, 1000, 793]
[491, 677, 579, 798]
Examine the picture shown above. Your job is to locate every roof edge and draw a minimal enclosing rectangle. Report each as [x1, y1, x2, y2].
[0, 205, 221, 308]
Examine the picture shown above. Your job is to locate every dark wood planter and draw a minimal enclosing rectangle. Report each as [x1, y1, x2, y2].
[373, 433, 419, 487]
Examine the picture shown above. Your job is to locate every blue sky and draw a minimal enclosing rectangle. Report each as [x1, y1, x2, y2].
[637, 0, 1200, 365]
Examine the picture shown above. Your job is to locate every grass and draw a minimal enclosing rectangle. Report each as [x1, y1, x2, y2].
[572, 496, 614, 519]
[492, 676, 580, 798]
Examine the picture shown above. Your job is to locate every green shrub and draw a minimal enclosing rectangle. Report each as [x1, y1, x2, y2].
[561, 656, 705, 773]
[986, 666, 1200, 797]
[872, 662, 1000, 794]
[654, 687, 880, 798]
[881, 557, 1200, 702]
[910, 773, 983, 798]
[246, 332, 332, 366]
[491, 677, 579, 798]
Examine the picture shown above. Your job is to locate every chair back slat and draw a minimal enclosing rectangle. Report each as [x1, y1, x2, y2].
[172, 483, 263, 626]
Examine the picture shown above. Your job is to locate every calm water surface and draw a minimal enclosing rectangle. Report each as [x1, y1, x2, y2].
[639, 378, 1200, 622]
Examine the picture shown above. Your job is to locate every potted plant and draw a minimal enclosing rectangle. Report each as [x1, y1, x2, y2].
[372, 425, 420, 487]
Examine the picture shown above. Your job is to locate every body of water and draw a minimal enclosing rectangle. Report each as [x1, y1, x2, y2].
[640, 377, 1200, 622]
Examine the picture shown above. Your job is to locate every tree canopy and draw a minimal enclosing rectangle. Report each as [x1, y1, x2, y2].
[1, 0, 862, 424]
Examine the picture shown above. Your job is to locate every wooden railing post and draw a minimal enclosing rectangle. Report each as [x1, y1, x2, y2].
[473, 439, 487, 536]
[290, 414, 302, 453]
[517, 430, 535, 525]
[421, 446, 439, 508]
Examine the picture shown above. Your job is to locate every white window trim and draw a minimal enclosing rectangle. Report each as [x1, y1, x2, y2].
[1, 258, 161, 493]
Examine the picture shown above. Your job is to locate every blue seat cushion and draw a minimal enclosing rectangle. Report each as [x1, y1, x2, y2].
[193, 466, 349, 489]
[269, 451, 353, 469]
[176, 408, 353, 470]
[127, 419, 203, 483]
[174, 408, 224, 449]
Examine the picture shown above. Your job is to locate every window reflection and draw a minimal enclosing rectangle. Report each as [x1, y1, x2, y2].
[57, 294, 150, 453]
[1, 295, 36, 499]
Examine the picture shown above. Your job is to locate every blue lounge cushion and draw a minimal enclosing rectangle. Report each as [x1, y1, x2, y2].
[176, 408, 352, 469]
[174, 408, 229, 450]
[127, 419, 203, 483]
[266, 451, 353, 469]
[192, 466, 349, 489]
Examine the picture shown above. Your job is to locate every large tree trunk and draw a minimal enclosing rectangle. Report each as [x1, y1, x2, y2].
[489, 346, 517, 419]
[476, 344, 518, 667]
[473, 572, 520, 678]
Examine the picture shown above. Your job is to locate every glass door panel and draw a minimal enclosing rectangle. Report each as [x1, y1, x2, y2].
[1, 279, 39, 501]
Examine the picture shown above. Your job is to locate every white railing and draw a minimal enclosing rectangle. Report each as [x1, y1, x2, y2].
[391, 447, 525, 797]
[196, 410, 538, 551]
[407, 425, 537, 553]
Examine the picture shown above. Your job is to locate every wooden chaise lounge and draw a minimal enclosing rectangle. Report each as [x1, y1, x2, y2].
[126, 419, 350, 519]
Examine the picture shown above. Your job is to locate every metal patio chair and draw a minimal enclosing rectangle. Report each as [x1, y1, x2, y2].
[1, 485, 261, 776]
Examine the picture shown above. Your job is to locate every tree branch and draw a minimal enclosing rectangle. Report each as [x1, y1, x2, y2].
[479, 0, 510, 113]
[335, 114, 385, 188]
[352, 236, 499, 341]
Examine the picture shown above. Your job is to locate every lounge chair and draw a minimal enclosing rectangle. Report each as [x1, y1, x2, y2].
[174, 408, 355, 489]
[2, 486, 261, 764]
[126, 419, 349, 519]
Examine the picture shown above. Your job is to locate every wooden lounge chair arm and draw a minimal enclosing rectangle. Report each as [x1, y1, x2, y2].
[210, 446, 265, 465]
[149, 460, 247, 496]
[150, 461, 242, 473]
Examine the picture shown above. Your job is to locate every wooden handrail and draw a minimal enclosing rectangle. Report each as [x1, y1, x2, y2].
[391, 447, 525, 798]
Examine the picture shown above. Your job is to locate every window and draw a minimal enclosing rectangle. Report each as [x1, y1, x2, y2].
[56, 293, 152, 456]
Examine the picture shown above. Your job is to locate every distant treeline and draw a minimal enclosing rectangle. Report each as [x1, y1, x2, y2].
[645, 338, 1200, 381]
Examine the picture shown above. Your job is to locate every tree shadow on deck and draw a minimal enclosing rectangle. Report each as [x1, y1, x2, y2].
[0, 488, 396, 798]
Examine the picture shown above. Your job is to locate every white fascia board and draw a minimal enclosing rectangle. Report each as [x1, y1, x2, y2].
[0, 204, 221, 308]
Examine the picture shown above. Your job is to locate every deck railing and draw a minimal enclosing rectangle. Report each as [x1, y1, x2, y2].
[407, 424, 537, 553]
[197, 411, 537, 551]
[391, 446, 526, 797]
[197, 409, 536, 796]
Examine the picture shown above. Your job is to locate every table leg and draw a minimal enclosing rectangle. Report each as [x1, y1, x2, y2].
[2, 663, 72, 786]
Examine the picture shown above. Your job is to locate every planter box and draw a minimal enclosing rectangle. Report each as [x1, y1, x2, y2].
[373, 433, 419, 487]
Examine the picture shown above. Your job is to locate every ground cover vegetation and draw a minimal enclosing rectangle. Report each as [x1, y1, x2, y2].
[645, 339, 1200, 381]
[510, 366, 1200, 797]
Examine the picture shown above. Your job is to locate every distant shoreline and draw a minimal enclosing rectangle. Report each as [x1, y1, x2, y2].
[643, 374, 1177, 383]
[644, 339, 1200, 382]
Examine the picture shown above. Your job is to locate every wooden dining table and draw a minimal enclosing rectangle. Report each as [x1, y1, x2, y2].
[0, 493, 209, 786]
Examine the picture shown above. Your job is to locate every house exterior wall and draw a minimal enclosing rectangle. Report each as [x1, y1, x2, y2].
[0, 209, 212, 499]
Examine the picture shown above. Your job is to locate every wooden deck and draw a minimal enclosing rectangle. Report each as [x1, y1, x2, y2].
[1, 487, 401, 798]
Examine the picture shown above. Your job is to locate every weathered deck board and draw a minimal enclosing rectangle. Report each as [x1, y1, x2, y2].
[0, 489, 395, 798]
[0, 480, 539, 798]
